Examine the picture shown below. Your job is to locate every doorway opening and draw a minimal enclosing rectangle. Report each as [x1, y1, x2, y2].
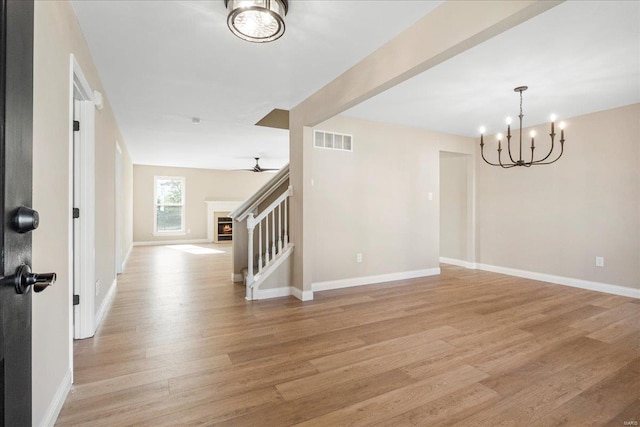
[439, 151, 475, 268]
[70, 55, 96, 340]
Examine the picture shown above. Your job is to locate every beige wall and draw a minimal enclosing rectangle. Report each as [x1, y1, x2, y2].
[133, 165, 271, 243]
[440, 152, 472, 261]
[32, 1, 134, 425]
[476, 104, 640, 290]
[311, 115, 474, 284]
[290, 1, 559, 292]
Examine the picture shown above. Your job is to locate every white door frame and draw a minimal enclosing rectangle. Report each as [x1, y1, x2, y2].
[70, 54, 96, 340]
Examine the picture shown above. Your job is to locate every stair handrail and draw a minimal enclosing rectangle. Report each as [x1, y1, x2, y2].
[253, 185, 292, 224]
[229, 164, 289, 222]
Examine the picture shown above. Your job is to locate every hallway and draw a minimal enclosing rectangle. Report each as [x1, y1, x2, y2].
[57, 244, 640, 426]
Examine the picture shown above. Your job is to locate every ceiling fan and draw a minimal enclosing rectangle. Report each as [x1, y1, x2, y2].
[242, 157, 278, 173]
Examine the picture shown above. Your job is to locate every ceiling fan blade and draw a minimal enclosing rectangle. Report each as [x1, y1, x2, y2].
[234, 157, 278, 172]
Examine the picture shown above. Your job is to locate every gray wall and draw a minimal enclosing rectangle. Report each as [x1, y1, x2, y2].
[476, 103, 640, 289]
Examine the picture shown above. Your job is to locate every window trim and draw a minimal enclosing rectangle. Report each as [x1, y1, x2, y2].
[153, 175, 186, 236]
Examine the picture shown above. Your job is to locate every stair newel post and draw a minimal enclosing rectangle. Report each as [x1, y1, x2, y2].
[278, 203, 283, 251]
[258, 221, 263, 273]
[246, 213, 256, 300]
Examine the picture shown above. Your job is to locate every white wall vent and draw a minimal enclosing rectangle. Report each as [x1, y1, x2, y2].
[314, 130, 353, 152]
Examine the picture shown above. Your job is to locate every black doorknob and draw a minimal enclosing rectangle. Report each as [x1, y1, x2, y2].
[1, 264, 56, 294]
[12, 206, 39, 233]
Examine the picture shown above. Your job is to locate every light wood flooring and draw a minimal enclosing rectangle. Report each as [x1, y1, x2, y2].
[57, 244, 640, 426]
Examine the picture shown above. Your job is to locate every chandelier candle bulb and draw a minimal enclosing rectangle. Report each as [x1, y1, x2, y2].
[530, 130, 536, 148]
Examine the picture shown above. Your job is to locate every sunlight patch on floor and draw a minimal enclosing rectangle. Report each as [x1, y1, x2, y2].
[165, 244, 225, 255]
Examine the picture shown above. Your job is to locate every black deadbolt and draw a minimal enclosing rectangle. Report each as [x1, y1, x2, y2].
[12, 206, 39, 233]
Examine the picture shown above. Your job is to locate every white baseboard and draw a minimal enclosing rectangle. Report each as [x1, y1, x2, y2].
[121, 244, 133, 272]
[256, 286, 295, 300]
[475, 263, 640, 300]
[133, 239, 209, 247]
[232, 273, 243, 283]
[95, 277, 117, 330]
[439, 257, 477, 269]
[38, 368, 71, 427]
[292, 287, 314, 301]
[312, 268, 441, 293]
[255, 286, 314, 301]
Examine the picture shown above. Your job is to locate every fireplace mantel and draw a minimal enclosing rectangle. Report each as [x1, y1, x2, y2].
[205, 201, 242, 242]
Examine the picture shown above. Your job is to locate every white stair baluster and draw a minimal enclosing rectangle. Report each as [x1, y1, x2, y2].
[278, 203, 283, 251]
[265, 214, 270, 264]
[271, 210, 276, 258]
[284, 197, 288, 244]
[258, 221, 263, 272]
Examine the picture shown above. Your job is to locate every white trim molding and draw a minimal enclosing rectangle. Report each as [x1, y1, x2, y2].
[292, 287, 314, 301]
[439, 257, 477, 269]
[474, 263, 640, 300]
[232, 273, 244, 283]
[95, 277, 117, 330]
[70, 54, 96, 340]
[253, 286, 313, 301]
[133, 239, 209, 247]
[38, 369, 71, 427]
[312, 268, 441, 293]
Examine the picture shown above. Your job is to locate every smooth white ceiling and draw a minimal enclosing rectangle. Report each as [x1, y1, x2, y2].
[345, 1, 640, 138]
[72, 1, 640, 170]
[71, 0, 443, 170]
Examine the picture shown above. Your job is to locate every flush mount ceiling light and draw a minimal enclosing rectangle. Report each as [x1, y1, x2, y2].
[224, 0, 289, 43]
[480, 86, 567, 168]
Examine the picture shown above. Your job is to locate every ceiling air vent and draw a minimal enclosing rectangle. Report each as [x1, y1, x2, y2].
[314, 130, 353, 152]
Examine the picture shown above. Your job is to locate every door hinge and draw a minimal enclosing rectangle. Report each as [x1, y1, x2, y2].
[73, 120, 80, 131]
[73, 208, 80, 219]
[73, 294, 80, 305]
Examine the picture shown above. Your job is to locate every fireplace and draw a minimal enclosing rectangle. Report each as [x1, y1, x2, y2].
[204, 201, 241, 243]
[217, 216, 233, 242]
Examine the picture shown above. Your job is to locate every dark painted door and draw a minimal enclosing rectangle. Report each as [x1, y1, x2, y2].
[1, 1, 55, 425]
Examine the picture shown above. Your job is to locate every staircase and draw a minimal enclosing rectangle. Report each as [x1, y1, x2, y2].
[229, 165, 293, 300]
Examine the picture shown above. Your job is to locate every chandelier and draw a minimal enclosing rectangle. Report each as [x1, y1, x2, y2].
[480, 86, 566, 168]
[224, 0, 289, 43]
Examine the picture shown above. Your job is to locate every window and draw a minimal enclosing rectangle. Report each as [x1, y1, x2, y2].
[154, 176, 185, 235]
